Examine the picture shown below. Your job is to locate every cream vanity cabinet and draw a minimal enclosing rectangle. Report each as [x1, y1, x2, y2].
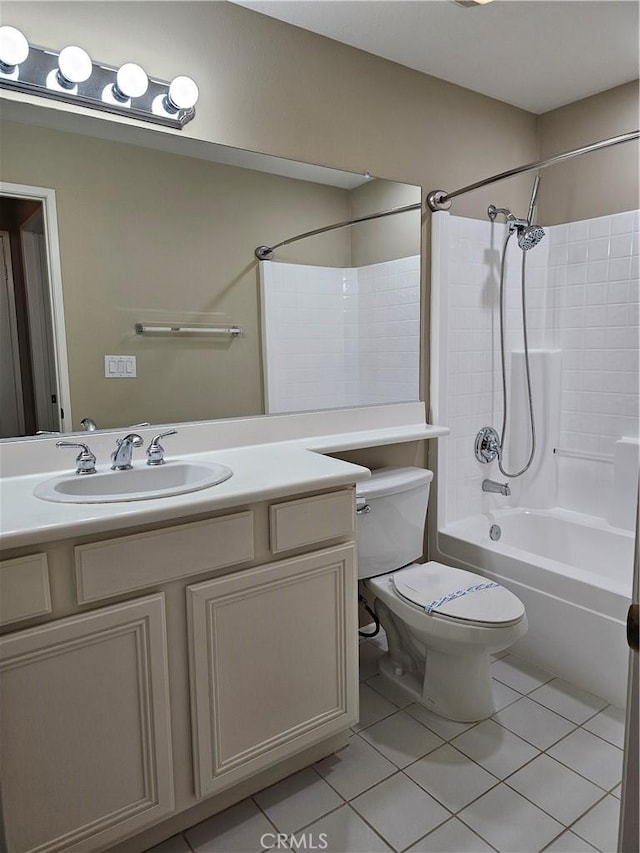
[0, 487, 358, 853]
[0, 590, 175, 853]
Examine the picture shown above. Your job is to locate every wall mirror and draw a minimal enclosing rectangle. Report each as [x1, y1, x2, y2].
[0, 99, 422, 439]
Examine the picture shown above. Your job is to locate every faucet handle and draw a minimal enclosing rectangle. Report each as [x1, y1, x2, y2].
[56, 441, 97, 475]
[146, 430, 177, 466]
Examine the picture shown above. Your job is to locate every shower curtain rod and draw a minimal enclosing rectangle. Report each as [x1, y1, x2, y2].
[255, 129, 639, 260]
[254, 202, 421, 260]
[427, 129, 639, 211]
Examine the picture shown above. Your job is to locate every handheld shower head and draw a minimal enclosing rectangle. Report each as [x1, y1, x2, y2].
[488, 197, 545, 250]
[517, 224, 545, 250]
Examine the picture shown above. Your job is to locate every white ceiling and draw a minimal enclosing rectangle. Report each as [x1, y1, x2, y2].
[232, 0, 639, 114]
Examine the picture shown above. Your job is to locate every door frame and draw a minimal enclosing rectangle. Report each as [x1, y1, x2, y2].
[0, 230, 26, 435]
[0, 182, 72, 432]
[619, 494, 639, 851]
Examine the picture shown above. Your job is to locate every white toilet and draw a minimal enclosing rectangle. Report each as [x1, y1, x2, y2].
[357, 467, 527, 722]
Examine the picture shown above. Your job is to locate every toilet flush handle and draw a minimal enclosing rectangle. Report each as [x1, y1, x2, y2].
[356, 497, 372, 515]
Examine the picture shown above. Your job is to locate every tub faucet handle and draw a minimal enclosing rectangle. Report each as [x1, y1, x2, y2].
[475, 427, 501, 464]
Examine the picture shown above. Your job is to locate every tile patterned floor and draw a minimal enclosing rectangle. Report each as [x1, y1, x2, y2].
[147, 635, 625, 853]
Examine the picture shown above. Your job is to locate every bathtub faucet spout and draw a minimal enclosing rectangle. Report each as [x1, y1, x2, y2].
[482, 479, 511, 496]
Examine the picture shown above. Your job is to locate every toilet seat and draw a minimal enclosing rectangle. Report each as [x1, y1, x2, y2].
[392, 561, 525, 626]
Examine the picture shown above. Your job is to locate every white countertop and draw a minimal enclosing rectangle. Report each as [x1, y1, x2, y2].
[0, 422, 448, 550]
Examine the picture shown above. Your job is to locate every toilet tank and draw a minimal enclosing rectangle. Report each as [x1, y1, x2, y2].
[356, 467, 433, 579]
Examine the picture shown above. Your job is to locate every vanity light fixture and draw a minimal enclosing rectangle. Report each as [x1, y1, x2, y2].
[0, 26, 29, 74]
[166, 75, 199, 111]
[113, 62, 149, 101]
[452, 0, 494, 7]
[57, 46, 92, 88]
[0, 27, 198, 129]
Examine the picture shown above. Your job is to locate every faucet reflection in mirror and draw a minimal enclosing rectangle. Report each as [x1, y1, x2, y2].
[0, 25, 199, 129]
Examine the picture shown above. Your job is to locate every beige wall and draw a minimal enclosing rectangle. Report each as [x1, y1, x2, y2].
[1, 2, 539, 218]
[0, 3, 636, 427]
[537, 81, 640, 224]
[349, 181, 422, 267]
[1, 0, 541, 425]
[1, 121, 355, 429]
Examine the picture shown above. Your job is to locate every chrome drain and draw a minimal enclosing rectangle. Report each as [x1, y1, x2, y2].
[489, 524, 502, 541]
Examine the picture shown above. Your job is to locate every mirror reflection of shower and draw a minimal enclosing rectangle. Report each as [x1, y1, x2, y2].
[475, 175, 545, 479]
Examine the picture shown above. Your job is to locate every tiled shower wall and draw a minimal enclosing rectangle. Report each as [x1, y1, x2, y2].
[261, 256, 420, 413]
[436, 210, 639, 527]
[547, 212, 639, 519]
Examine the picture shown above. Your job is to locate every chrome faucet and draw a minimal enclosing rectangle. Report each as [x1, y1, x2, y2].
[80, 417, 98, 431]
[146, 430, 177, 466]
[111, 433, 143, 471]
[56, 441, 97, 474]
[482, 479, 511, 496]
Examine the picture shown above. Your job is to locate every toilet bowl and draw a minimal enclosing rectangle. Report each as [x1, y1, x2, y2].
[357, 467, 527, 721]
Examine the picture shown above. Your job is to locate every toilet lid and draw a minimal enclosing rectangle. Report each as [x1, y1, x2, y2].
[392, 561, 524, 625]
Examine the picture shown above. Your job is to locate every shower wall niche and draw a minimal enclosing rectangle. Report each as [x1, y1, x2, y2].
[432, 209, 639, 529]
[261, 256, 420, 413]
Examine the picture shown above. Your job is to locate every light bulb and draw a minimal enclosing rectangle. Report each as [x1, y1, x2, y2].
[114, 62, 148, 100]
[0, 25, 29, 69]
[58, 45, 92, 85]
[167, 75, 199, 111]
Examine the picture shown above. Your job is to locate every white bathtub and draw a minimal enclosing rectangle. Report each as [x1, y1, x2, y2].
[434, 507, 634, 707]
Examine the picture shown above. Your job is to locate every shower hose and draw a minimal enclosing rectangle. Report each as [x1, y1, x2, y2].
[497, 232, 537, 478]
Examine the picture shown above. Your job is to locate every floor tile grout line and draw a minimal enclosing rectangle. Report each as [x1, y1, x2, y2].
[497, 737, 616, 796]
[310, 733, 470, 850]
[454, 805, 541, 853]
[401, 758, 503, 819]
[277, 799, 362, 841]
[400, 814, 502, 853]
[350, 795, 452, 853]
[575, 717, 626, 751]
[351, 721, 446, 773]
[363, 675, 414, 709]
[524, 690, 613, 729]
[560, 790, 614, 853]
[482, 702, 624, 789]
[180, 833, 196, 853]
[250, 793, 291, 840]
[488, 707, 580, 752]
[536, 739, 622, 794]
[353, 690, 403, 732]
[251, 763, 353, 838]
[500, 766, 612, 832]
[394, 812, 455, 853]
[488, 676, 620, 737]
[314, 743, 403, 805]
[304, 796, 412, 853]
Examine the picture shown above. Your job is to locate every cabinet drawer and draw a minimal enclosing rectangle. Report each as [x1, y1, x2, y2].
[269, 490, 354, 554]
[0, 554, 51, 626]
[75, 512, 254, 603]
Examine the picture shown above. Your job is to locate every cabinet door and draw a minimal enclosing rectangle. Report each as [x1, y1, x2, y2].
[187, 543, 358, 797]
[0, 593, 174, 853]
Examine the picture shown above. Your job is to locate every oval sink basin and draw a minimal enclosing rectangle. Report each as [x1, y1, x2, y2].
[34, 461, 233, 503]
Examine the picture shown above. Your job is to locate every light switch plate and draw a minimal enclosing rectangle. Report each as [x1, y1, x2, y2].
[104, 355, 137, 378]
